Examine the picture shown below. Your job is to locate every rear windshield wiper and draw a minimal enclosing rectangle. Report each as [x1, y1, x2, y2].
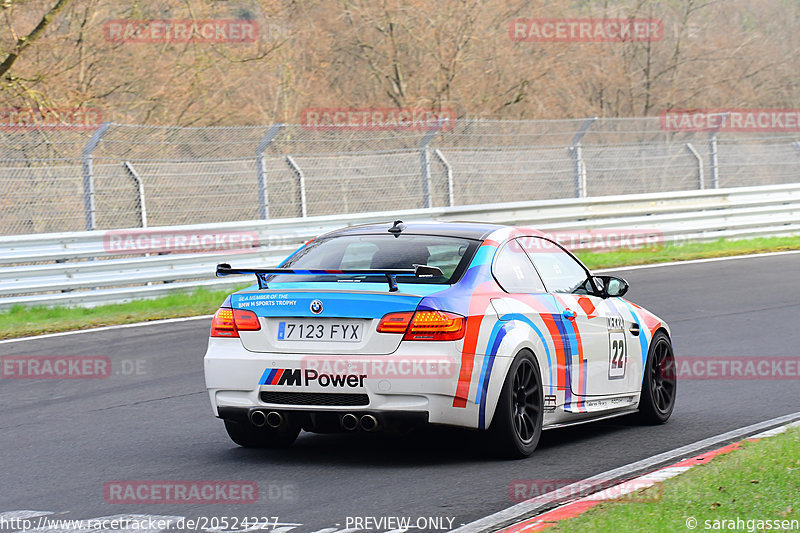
[216, 263, 443, 292]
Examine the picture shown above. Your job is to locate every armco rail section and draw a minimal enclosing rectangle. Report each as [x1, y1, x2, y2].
[1, 183, 798, 309]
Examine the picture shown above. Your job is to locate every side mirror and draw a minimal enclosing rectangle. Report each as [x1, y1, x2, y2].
[593, 275, 629, 298]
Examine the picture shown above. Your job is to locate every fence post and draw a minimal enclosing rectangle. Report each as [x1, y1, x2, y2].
[420, 118, 450, 209]
[123, 161, 148, 227]
[684, 143, 704, 190]
[709, 132, 719, 189]
[285, 155, 307, 217]
[81, 122, 111, 230]
[433, 148, 454, 207]
[255, 124, 285, 220]
[569, 117, 597, 198]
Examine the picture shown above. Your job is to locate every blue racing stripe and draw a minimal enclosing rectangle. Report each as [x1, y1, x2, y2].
[477, 322, 513, 429]
[552, 316, 573, 410]
[260, 368, 277, 385]
[496, 313, 554, 395]
[559, 316, 583, 411]
[475, 321, 508, 405]
[618, 299, 649, 386]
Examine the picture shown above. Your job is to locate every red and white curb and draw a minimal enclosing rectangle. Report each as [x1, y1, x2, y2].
[498, 420, 800, 533]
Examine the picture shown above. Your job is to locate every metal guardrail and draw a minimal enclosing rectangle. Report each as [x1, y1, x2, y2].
[1, 183, 799, 309]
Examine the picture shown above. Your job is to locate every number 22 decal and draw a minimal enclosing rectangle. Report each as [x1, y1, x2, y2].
[608, 331, 627, 379]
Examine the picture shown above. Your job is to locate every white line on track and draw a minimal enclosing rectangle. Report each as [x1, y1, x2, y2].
[4, 249, 798, 345]
[594, 248, 800, 273]
[0, 315, 213, 345]
[0, 510, 52, 520]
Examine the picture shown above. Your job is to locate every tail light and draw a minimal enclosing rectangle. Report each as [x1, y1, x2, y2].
[405, 311, 465, 340]
[233, 309, 261, 331]
[377, 312, 414, 333]
[210, 308, 261, 337]
[377, 311, 466, 341]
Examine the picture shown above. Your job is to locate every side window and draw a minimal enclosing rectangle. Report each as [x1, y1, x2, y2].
[492, 239, 546, 294]
[520, 236, 590, 294]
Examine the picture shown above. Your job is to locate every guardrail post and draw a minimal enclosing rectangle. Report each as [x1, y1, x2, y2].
[709, 132, 720, 189]
[684, 143, 704, 190]
[285, 155, 307, 217]
[569, 117, 597, 198]
[123, 161, 148, 227]
[433, 148, 454, 207]
[81, 122, 111, 230]
[255, 124, 285, 220]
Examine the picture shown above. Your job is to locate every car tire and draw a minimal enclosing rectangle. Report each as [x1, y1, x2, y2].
[488, 350, 544, 458]
[224, 419, 300, 448]
[637, 330, 677, 424]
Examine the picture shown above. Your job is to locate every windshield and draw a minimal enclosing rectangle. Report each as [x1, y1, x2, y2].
[271, 234, 480, 285]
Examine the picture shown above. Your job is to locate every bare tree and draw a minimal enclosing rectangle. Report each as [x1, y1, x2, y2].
[0, 0, 71, 78]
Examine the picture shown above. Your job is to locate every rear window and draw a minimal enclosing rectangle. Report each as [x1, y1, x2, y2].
[271, 234, 479, 285]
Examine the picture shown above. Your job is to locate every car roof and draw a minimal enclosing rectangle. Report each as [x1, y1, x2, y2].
[319, 221, 506, 241]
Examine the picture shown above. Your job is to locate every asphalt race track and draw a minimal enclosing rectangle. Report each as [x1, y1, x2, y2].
[1, 253, 799, 532]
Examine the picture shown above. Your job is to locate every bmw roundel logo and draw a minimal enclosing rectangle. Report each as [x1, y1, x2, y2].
[310, 299, 323, 314]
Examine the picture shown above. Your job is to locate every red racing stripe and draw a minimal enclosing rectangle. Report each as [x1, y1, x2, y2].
[452, 281, 494, 407]
[577, 295, 597, 319]
[540, 314, 566, 389]
[514, 294, 567, 390]
[554, 295, 586, 410]
[270, 368, 284, 385]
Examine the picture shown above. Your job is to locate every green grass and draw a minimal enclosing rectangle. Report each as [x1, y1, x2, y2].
[0, 286, 247, 339]
[574, 235, 800, 270]
[547, 426, 800, 533]
[1, 235, 799, 340]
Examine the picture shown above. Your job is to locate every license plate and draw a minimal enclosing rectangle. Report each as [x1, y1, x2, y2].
[277, 320, 363, 342]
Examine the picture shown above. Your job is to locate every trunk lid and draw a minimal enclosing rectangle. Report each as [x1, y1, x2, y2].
[230, 282, 446, 354]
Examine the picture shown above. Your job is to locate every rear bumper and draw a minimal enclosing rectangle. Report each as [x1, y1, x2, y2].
[204, 337, 507, 429]
[218, 406, 429, 433]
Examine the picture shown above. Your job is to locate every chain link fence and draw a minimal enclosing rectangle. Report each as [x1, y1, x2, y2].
[1, 118, 799, 235]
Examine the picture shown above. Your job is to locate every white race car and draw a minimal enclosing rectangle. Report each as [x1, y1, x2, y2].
[204, 221, 676, 457]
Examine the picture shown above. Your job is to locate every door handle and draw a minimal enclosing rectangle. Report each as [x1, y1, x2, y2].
[562, 309, 576, 320]
[629, 323, 640, 336]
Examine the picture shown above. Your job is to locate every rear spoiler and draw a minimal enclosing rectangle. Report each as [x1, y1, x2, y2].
[216, 263, 444, 292]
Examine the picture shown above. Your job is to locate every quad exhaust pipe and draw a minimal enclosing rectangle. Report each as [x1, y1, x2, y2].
[249, 409, 267, 427]
[266, 411, 284, 428]
[341, 413, 359, 431]
[360, 414, 379, 432]
[340, 413, 379, 431]
[253, 410, 378, 431]
[249, 409, 285, 429]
